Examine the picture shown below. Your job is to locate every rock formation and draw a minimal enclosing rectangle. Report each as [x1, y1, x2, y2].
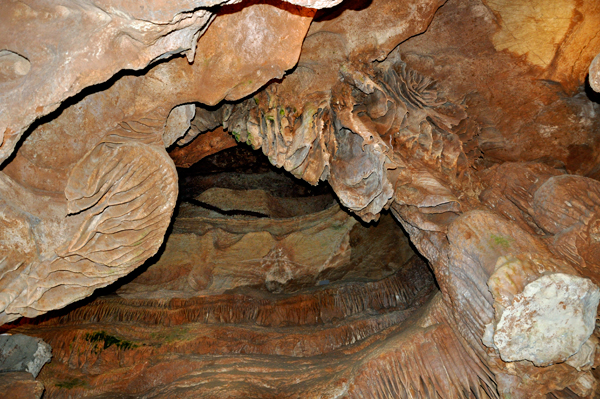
[1, 0, 600, 397]
[0, 334, 52, 378]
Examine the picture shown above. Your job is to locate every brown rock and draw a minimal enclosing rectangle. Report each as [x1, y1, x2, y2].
[590, 52, 600, 93]
[3, 265, 496, 399]
[0, 0, 341, 165]
[169, 127, 238, 168]
[118, 189, 414, 296]
[397, 0, 600, 176]
[484, 0, 600, 93]
[2, 0, 600, 397]
[0, 372, 44, 399]
[0, 0, 323, 323]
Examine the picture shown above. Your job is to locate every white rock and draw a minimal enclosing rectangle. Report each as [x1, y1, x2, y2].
[493, 273, 600, 366]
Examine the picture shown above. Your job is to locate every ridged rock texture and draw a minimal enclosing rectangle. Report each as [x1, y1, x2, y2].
[0, 0, 332, 324]
[2, 0, 600, 397]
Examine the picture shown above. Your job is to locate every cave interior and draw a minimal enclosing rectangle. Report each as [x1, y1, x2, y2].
[2, 0, 600, 398]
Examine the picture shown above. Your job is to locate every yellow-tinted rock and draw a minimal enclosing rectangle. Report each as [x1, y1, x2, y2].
[485, 0, 600, 92]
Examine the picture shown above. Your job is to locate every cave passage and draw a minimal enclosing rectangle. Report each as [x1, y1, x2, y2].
[2, 0, 600, 397]
[3, 145, 449, 398]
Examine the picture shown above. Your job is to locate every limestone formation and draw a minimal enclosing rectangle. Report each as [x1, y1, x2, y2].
[0, 0, 327, 324]
[492, 272, 600, 367]
[2, 0, 600, 397]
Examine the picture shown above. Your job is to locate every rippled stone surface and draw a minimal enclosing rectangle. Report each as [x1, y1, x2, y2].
[2, 0, 600, 396]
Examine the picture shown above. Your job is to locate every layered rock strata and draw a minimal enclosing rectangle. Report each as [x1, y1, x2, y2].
[1, 0, 600, 397]
[3, 258, 500, 398]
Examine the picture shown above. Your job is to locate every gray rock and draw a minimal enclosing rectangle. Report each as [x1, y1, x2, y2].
[0, 334, 52, 378]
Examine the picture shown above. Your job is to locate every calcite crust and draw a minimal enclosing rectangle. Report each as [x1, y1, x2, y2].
[494, 273, 600, 367]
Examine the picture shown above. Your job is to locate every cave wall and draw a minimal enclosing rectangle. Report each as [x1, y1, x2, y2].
[2, 0, 600, 397]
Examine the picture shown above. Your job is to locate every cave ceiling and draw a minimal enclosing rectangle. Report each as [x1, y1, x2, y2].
[2, 0, 600, 397]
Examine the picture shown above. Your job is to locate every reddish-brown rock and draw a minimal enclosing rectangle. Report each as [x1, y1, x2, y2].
[2, 0, 600, 397]
[0, 372, 44, 399]
[0, 0, 342, 165]
[0, 0, 324, 323]
[2, 260, 498, 399]
[169, 127, 238, 168]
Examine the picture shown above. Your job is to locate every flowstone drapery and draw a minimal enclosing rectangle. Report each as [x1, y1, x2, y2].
[2, 0, 600, 397]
